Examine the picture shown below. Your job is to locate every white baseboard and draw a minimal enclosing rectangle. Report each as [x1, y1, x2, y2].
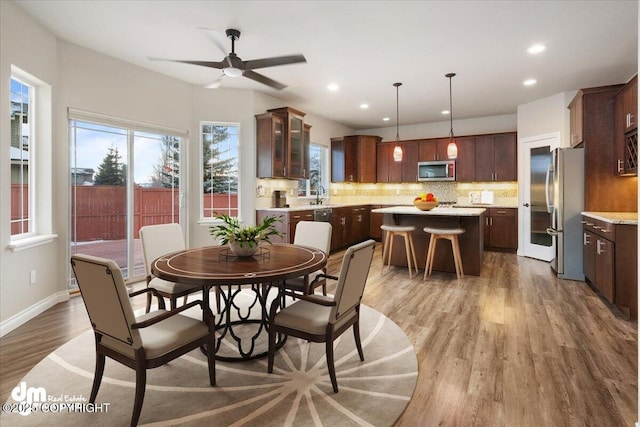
[0, 291, 70, 338]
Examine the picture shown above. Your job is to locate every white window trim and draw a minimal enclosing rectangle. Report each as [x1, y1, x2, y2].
[9, 66, 53, 247]
[199, 121, 242, 223]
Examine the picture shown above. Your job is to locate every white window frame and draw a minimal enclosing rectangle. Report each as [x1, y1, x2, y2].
[299, 143, 329, 198]
[8, 66, 56, 251]
[199, 121, 241, 223]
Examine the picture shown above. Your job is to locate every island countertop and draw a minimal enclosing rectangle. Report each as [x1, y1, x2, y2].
[371, 206, 486, 216]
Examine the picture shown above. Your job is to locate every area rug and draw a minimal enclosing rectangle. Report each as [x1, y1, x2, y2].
[1, 301, 417, 426]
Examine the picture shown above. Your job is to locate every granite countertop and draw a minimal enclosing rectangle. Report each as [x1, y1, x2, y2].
[454, 203, 519, 209]
[371, 206, 486, 216]
[582, 211, 638, 225]
[258, 203, 512, 213]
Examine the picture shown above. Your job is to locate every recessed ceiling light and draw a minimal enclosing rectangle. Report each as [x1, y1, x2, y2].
[523, 79, 537, 86]
[360, 103, 369, 109]
[327, 83, 339, 91]
[527, 44, 546, 54]
[383, 117, 390, 121]
[441, 110, 450, 115]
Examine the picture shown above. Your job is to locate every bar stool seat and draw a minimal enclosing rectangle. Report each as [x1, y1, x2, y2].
[381, 224, 419, 278]
[423, 226, 466, 279]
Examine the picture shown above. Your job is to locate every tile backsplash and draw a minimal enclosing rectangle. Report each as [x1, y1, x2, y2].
[256, 178, 518, 208]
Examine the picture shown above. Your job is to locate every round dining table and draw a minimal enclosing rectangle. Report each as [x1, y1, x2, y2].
[151, 243, 327, 361]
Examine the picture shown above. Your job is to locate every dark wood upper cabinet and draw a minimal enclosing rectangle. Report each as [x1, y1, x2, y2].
[418, 138, 450, 161]
[614, 75, 637, 176]
[401, 141, 419, 182]
[475, 132, 517, 182]
[256, 107, 309, 179]
[571, 84, 637, 212]
[376, 143, 402, 183]
[454, 136, 476, 182]
[331, 135, 379, 183]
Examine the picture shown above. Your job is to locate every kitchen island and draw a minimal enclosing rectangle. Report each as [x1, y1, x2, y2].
[371, 206, 486, 276]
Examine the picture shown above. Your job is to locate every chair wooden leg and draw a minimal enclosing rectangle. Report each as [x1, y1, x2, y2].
[402, 233, 416, 278]
[424, 235, 436, 280]
[326, 337, 338, 393]
[381, 231, 390, 273]
[452, 235, 464, 278]
[387, 234, 395, 271]
[353, 321, 365, 362]
[170, 297, 177, 310]
[131, 351, 147, 427]
[408, 233, 419, 277]
[89, 351, 105, 403]
[145, 291, 152, 314]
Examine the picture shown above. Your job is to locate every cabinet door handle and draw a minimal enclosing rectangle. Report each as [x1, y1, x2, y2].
[497, 210, 507, 214]
[303, 168, 306, 178]
[283, 167, 287, 176]
[583, 232, 589, 245]
[617, 159, 624, 173]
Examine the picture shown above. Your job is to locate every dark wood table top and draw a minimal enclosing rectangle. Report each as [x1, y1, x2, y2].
[151, 243, 327, 286]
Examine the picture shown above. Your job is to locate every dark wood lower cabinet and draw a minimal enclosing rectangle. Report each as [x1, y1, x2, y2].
[582, 215, 637, 319]
[484, 208, 517, 251]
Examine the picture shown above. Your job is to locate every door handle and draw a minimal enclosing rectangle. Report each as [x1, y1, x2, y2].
[523, 203, 530, 207]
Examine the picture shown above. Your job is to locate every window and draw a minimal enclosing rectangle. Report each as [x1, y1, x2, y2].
[201, 122, 239, 219]
[10, 76, 34, 237]
[298, 143, 329, 197]
[68, 110, 186, 284]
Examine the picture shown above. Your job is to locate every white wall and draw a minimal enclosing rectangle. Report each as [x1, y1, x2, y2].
[516, 92, 574, 146]
[0, 1, 62, 332]
[359, 114, 517, 141]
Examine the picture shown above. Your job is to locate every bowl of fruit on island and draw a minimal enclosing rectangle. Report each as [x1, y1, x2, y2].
[414, 193, 439, 210]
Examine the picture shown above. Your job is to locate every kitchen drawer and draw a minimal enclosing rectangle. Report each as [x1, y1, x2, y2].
[581, 216, 615, 240]
[489, 208, 516, 217]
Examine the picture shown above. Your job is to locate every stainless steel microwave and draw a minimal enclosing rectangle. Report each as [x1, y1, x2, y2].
[417, 160, 455, 181]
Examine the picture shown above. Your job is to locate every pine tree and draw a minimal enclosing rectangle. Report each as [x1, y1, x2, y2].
[202, 125, 238, 194]
[94, 146, 126, 186]
[150, 136, 180, 188]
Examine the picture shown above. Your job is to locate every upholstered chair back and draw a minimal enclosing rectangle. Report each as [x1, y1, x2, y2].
[70, 254, 141, 349]
[331, 239, 375, 322]
[139, 223, 186, 277]
[294, 221, 332, 253]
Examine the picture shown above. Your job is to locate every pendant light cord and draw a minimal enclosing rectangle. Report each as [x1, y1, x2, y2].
[394, 82, 402, 142]
[447, 73, 455, 139]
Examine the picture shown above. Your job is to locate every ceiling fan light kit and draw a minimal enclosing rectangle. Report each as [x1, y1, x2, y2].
[393, 82, 403, 162]
[446, 72, 458, 159]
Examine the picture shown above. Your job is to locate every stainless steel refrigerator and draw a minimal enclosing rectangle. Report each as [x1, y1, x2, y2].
[545, 147, 585, 280]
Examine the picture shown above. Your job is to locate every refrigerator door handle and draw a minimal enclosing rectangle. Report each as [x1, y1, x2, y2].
[546, 227, 559, 236]
[545, 163, 554, 214]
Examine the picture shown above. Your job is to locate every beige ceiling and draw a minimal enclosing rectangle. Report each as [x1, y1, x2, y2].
[14, 0, 639, 130]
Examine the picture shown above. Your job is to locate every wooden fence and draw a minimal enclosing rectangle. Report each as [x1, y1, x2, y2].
[11, 185, 238, 241]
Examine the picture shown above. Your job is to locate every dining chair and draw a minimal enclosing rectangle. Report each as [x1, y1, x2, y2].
[139, 223, 213, 313]
[268, 239, 376, 393]
[70, 254, 216, 427]
[285, 220, 332, 295]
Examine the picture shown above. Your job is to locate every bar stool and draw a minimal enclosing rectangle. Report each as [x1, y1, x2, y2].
[423, 227, 466, 279]
[380, 224, 419, 278]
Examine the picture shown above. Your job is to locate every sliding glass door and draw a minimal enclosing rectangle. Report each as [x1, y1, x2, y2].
[69, 116, 184, 286]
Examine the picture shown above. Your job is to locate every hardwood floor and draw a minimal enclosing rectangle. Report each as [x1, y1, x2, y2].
[1, 245, 637, 426]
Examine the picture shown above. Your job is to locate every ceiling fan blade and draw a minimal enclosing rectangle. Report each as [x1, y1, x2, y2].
[242, 70, 287, 90]
[196, 27, 228, 56]
[204, 74, 225, 89]
[243, 54, 307, 70]
[148, 57, 225, 69]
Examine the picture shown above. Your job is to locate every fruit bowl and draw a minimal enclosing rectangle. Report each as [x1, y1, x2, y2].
[413, 200, 439, 211]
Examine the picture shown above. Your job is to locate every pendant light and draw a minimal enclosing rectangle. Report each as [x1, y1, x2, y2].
[393, 82, 403, 162]
[446, 73, 458, 159]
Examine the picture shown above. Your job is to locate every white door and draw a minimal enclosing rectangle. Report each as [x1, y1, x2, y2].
[520, 133, 559, 261]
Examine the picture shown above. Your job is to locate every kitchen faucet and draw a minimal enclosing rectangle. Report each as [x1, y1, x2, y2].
[315, 185, 325, 205]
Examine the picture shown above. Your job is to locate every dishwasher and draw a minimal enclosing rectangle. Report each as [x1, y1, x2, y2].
[313, 208, 332, 222]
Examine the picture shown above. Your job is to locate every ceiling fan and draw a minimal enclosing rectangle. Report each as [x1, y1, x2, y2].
[150, 28, 306, 90]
